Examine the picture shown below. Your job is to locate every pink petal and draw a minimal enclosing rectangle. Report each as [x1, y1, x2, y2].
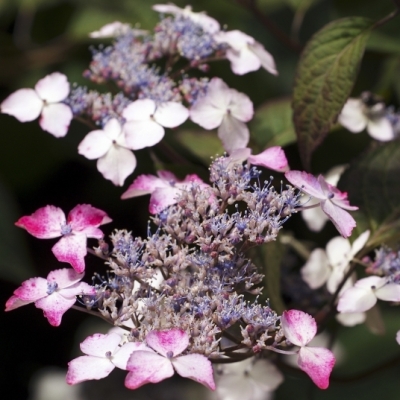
[78, 130, 112, 160]
[124, 120, 164, 150]
[122, 99, 155, 121]
[146, 329, 189, 357]
[125, 350, 174, 389]
[35, 292, 76, 326]
[172, 354, 215, 390]
[13, 276, 48, 301]
[218, 114, 249, 152]
[281, 310, 317, 347]
[46, 268, 84, 289]
[1, 88, 42, 122]
[34, 72, 70, 103]
[66, 356, 114, 384]
[285, 171, 325, 199]
[248, 146, 289, 172]
[249, 41, 278, 75]
[15, 205, 65, 239]
[52, 234, 87, 273]
[97, 146, 137, 186]
[121, 174, 167, 199]
[40, 103, 73, 137]
[5, 295, 31, 311]
[320, 200, 356, 238]
[154, 102, 189, 128]
[298, 347, 335, 389]
[80, 333, 122, 357]
[149, 187, 180, 214]
[68, 204, 111, 233]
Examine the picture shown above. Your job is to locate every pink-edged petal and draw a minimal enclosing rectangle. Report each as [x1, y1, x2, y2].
[298, 347, 335, 389]
[13, 276, 48, 301]
[281, 310, 317, 347]
[124, 120, 164, 150]
[154, 102, 189, 128]
[112, 342, 150, 370]
[285, 171, 325, 199]
[121, 174, 167, 199]
[218, 114, 249, 152]
[338, 99, 367, 133]
[34, 72, 70, 103]
[125, 350, 174, 389]
[375, 283, 400, 302]
[66, 356, 114, 385]
[78, 130, 112, 160]
[35, 292, 76, 326]
[149, 187, 180, 214]
[320, 200, 356, 238]
[172, 354, 215, 390]
[1, 88, 42, 122]
[367, 118, 396, 141]
[249, 41, 278, 75]
[68, 204, 111, 232]
[301, 249, 330, 289]
[97, 145, 137, 186]
[5, 295, 31, 311]
[15, 205, 65, 239]
[46, 268, 84, 289]
[248, 146, 289, 172]
[146, 329, 188, 357]
[122, 99, 155, 121]
[80, 333, 121, 357]
[228, 90, 254, 122]
[40, 103, 73, 137]
[52, 234, 87, 273]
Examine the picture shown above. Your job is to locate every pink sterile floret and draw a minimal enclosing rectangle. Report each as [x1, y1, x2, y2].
[5, 268, 94, 326]
[1, 72, 73, 137]
[285, 170, 358, 238]
[121, 170, 209, 214]
[281, 310, 335, 389]
[66, 332, 148, 384]
[125, 329, 215, 390]
[15, 204, 111, 273]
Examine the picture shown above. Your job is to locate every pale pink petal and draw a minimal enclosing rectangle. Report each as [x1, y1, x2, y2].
[338, 99, 367, 133]
[149, 187, 180, 214]
[89, 21, 132, 38]
[214, 30, 253, 49]
[13, 277, 48, 301]
[35, 292, 76, 326]
[285, 171, 325, 199]
[15, 205, 65, 238]
[218, 114, 249, 152]
[321, 180, 358, 211]
[34, 72, 70, 103]
[112, 342, 150, 370]
[66, 356, 114, 384]
[301, 249, 330, 289]
[248, 146, 289, 172]
[146, 329, 188, 357]
[102, 118, 123, 140]
[52, 234, 87, 273]
[97, 145, 137, 186]
[190, 99, 225, 129]
[40, 103, 73, 137]
[124, 120, 164, 150]
[80, 333, 121, 357]
[249, 41, 278, 75]
[367, 118, 396, 141]
[225, 90, 253, 122]
[226, 46, 261, 75]
[125, 350, 174, 389]
[281, 310, 317, 347]
[78, 130, 112, 160]
[5, 295, 31, 311]
[154, 102, 189, 127]
[298, 347, 335, 389]
[122, 99, 155, 121]
[172, 354, 215, 390]
[1, 88, 42, 122]
[337, 285, 377, 313]
[60, 281, 95, 299]
[68, 204, 110, 233]
[121, 174, 167, 199]
[229, 147, 252, 162]
[320, 199, 356, 238]
[46, 268, 84, 289]
[375, 283, 400, 302]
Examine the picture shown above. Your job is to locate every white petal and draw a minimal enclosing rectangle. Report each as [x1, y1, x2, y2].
[337, 285, 376, 313]
[1, 88, 42, 122]
[376, 283, 400, 302]
[367, 117, 396, 141]
[350, 230, 370, 258]
[103, 118, 123, 140]
[78, 130, 112, 160]
[301, 249, 330, 289]
[249, 41, 278, 75]
[226, 46, 261, 75]
[89, 21, 132, 38]
[301, 206, 329, 232]
[338, 99, 367, 133]
[335, 312, 366, 327]
[154, 102, 189, 128]
[35, 72, 70, 103]
[40, 103, 73, 137]
[326, 236, 351, 266]
[122, 99, 155, 121]
[218, 115, 249, 152]
[124, 120, 164, 150]
[228, 89, 254, 122]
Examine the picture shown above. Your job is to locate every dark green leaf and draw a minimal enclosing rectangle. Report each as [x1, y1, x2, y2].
[292, 17, 373, 169]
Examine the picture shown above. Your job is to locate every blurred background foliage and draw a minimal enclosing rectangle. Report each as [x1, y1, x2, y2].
[1, 0, 400, 399]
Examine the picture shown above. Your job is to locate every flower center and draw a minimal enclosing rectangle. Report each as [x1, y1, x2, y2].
[46, 281, 58, 295]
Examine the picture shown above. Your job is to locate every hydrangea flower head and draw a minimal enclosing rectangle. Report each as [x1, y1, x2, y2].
[1, 72, 73, 137]
[5, 268, 94, 326]
[285, 170, 358, 238]
[125, 329, 215, 390]
[281, 310, 335, 389]
[15, 204, 111, 273]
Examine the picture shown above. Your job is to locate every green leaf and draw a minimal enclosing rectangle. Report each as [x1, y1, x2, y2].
[367, 31, 400, 54]
[249, 97, 296, 150]
[292, 17, 373, 169]
[339, 141, 400, 247]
